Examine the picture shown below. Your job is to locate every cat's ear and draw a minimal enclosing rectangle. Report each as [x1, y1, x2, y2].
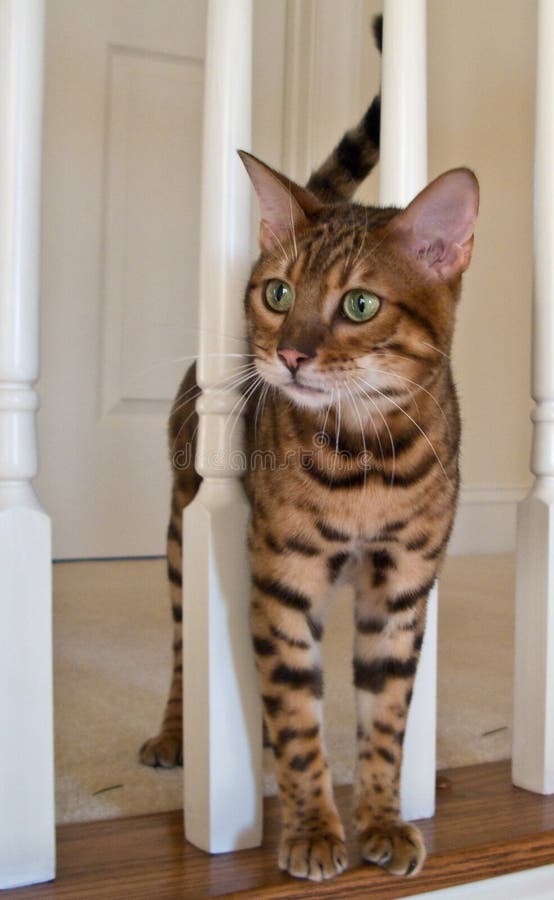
[392, 168, 479, 281]
[238, 150, 323, 253]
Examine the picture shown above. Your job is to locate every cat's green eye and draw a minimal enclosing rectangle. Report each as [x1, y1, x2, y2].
[265, 279, 294, 313]
[342, 289, 380, 323]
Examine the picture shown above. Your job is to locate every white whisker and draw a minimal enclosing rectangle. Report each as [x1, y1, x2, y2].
[254, 381, 270, 442]
[171, 367, 259, 450]
[342, 209, 357, 277]
[344, 381, 369, 489]
[420, 340, 450, 360]
[263, 220, 290, 263]
[355, 375, 449, 483]
[360, 364, 449, 429]
[320, 389, 334, 443]
[329, 387, 342, 486]
[351, 376, 395, 487]
[129, 350, 255, 382]
[288, 190, 298, 261]
[349, 207, 368, 273]
[226, 373, 264, 450]
[170, 363, 258, 416]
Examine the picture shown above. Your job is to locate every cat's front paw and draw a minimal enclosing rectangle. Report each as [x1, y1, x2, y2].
[278, 833, 348, 881]
[139, 733, 182, 768]
[359, 821, 425, 876]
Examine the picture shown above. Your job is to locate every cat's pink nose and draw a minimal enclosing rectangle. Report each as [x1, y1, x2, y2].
[278, 347, 309, 372]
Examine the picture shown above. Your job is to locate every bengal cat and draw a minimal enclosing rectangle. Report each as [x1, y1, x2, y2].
[140, 32, 479, 883]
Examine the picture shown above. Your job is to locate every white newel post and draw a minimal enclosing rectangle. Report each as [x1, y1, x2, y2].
[512, 0, 554, 796]
[380, 0, 436, 821]
[182, 0, 263, 852]
[0, 0, 55, 889]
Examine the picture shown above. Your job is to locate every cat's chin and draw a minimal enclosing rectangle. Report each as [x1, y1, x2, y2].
[280, 381, 330, 410]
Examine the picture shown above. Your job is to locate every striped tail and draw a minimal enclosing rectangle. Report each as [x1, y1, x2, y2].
[306, 15, 382, 203]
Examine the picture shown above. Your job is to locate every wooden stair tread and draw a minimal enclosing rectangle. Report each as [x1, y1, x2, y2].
[7, 761, 554, 898]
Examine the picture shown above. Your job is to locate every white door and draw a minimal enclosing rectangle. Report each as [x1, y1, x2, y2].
[37, 0, 286, 559]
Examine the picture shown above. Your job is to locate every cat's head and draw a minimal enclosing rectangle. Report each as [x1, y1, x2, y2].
[240, 151, 479, 415]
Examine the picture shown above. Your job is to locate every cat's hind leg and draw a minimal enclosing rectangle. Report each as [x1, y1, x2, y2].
[139, 484, 192, 767]
[140, 365, 201, 768]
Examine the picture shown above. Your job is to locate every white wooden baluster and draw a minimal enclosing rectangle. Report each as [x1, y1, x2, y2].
[512, 0, 554, 796]
[380, 0, 436, 821]
[0, 0, 55, 889]
[182, 0, 263, 853]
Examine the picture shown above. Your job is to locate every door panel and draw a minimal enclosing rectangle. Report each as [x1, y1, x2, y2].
[102, 47, 202, 414]
[38, 0, 286, 558]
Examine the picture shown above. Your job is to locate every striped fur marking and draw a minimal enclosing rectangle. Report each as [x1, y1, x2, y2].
[285, 537, 321, 557]
[395, 301, 440, 346]
[269, 625, 310, 650]
[356, 616, 386, 635]
[307, 616, 324, 642]
[328, 551, 349, 581]
[167, 518, 181, 542]
[252, 636, 277, 656]
[363, 94, 380, 143]
[303, 460, 371, 490]
[271, 663, 324, 698]
[387, 576, 435, 613]
[353, 656, 417, 693]
[406, 534, 430, 551]
[171, 603, 182, 624]
[383, 453, 436, 488]
[262, 694, 282, 718]
[167, 563, 182, 587]
[253, 575, 311, 612]
[315, 520, 350, 543]
[376, 746, 396, 765]
[277, 725, 319, 746]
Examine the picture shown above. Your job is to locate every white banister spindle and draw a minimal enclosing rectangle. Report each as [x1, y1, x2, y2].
[380, 0, 427, 205]
[182, 0, 262, 853]
[0, 0, 54, 889]
[512, 0, 554, 796]
[380, 0, 436, 822]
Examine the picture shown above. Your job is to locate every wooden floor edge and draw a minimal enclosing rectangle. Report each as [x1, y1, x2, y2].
[225, 830, 554, 899]
[7, 760, 554, 898]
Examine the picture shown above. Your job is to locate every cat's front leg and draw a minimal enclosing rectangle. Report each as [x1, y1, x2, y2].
[250, 546, 346, 881]
[352, 547, 435, 876]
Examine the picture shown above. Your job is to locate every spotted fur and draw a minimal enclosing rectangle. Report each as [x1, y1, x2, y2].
[140, 20, 479, 883]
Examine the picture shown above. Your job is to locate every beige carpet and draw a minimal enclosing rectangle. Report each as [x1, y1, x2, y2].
[53, 554, 514, 824]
